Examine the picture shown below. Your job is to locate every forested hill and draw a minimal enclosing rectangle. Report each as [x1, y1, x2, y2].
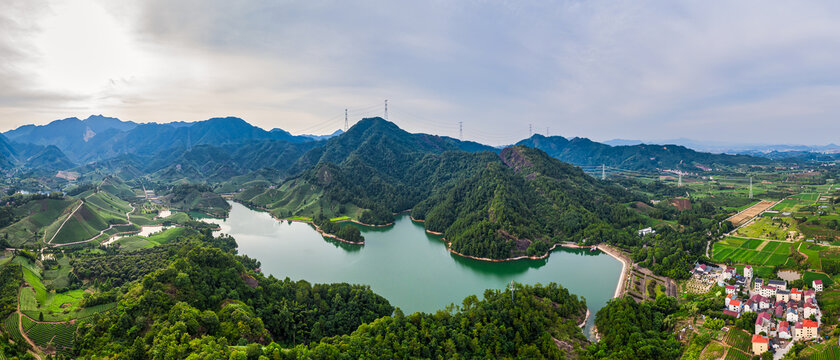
[412, 146, 642, 259]
[57, 229, 590, 358]
[3, 115, 317, 163]
[288, 117, 496, 175]
[517, 134, 772, 171]
[238, 118, 647, 260]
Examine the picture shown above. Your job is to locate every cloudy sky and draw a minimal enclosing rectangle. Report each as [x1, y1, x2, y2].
[2, 0, 839, 145]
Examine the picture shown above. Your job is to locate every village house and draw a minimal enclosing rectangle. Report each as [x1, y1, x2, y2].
[776, 289, 790, 302]
[752, 334, 770, 355]
[725, 285, 737, 295]
[760, 285, 777, 298]
[794, 320, 819, 341]
[768, 279, 787, 291]
[786, 308, 798, 322]
[778, 321, 792, 340]
[791, 288, 802, 302]
[728, 299, 743, 313]
[754, 278, 765, 292]
[638, 227, 655, 236]
[813, 280, 823, 292]
[755, 312, 773, 335]
[744, 265, 753, 279]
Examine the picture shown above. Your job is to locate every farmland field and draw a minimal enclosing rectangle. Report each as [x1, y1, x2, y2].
[699, 342, 726, 360]
[25, 321, 76, 348]
[723, 349, 751, 360]
[724, 329, 751, 353]
[2, 315, 25, 345]
[806, 344, 840, 360]
[712, 238, 791, 266]
[803, 271, 834, 288]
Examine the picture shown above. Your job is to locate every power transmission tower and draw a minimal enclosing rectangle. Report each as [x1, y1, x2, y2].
[344, 108, 348, 131]
[529, 124, 532, 138]
[546, 127, 549, 136]
[749, 177, 753, 199]
[459, 121, 463, 140]
[602, 164, 606, 180]
[384, 99, 388, 120]
[678, 172, 683, 187]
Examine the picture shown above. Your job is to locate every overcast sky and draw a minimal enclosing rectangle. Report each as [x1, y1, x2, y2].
[2, 1, 840, 145]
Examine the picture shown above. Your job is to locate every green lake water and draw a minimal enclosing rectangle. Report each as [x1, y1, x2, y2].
[212, 202, 622, 339]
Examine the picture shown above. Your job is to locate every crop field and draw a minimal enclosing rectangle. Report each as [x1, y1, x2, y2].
[698, 342, 725, 360]
[799, 242, 823, 270]
[734, 264, 774, 278]
[803, 271, 834, 287]
[43, 257, 72, 289]
[712, 238, 791, 265]
[115, 227, 186, 252]
[723, 329, 751, 353]
[19, 288, 38, 312]
[0, 198, 75, 246]
[85, 192, 132, 216]
[732, 217, 798, 241]
[772, 199, 800, 212]
[23, 289, 87, 322]
[2, 315, 25, 345]
[51, 204, 112, 244]
[726, 200, 777, 227]
[723, 349, 751, 360]
[22, 266, 47, 304]
[25, 321, 76, 348]
[805, 345, 840, 360]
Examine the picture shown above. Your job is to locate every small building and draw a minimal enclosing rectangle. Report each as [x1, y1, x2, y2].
[755, 312, 773, 335]
[813, 280, 823, 292]
[768, 279, 787, 291]
[752, 334, 770, 355]
[638, 227, 655, 236]
[778, 321, 792, 339]
[804, 302, 819, 319]
[760, 285, 777, 298]
[744, 265, 753, 279]
[786, 308, 798, 322]
[804, 290, 816, 301]
[728, 299, 743, 313]
[725, 285, 737, 295]
[754, 278, 765, 292]
[776, 289, 790, 303]
[791, 288, 803, 302]
[723, 309, 741, 318]
[794, 320, 819, 341]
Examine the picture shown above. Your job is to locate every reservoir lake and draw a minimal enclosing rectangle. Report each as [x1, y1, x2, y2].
[208, 202, 622, 338]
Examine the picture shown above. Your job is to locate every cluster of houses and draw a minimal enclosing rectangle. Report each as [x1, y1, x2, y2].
[695, 264, 825, 355]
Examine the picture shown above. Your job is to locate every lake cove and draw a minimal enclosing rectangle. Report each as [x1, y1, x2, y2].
[211, 201, 622, 339]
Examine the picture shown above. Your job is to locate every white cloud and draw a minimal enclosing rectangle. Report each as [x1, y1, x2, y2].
[1, 0, 839, 145]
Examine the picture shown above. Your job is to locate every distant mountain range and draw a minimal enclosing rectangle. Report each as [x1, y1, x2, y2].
[604, 137, 840, 156]
[517, 134, 772, 171]
[1, 114, 807, 177]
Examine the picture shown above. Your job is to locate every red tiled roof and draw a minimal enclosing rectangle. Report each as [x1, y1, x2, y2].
[803, 320, 818, 328]
[752, 334, 769, 343]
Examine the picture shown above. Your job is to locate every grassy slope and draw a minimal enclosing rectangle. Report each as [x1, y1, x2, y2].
[0, 198, 75, 246]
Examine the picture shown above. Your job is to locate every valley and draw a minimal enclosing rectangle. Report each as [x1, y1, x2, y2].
[0, 115, 838, 359]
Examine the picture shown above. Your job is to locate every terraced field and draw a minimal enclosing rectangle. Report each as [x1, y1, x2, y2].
[723, 349, 751, 360]
[1, 315, 25, 345]
[712, 237, 792, 266]
[723, 329, 751, 353]
[25, 321, 76, 348]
